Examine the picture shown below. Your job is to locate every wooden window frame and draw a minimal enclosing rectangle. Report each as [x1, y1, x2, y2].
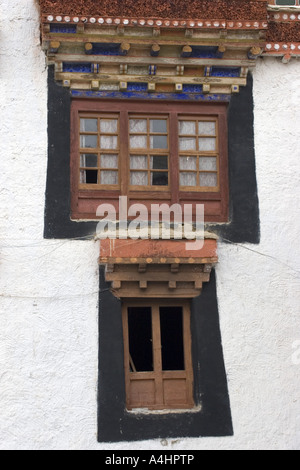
[71, 100, 229, 222]
[122, 299, 194, 411]
[129, 115, 170, 192]
[78, 113, 120, 191]
[178, 115, 219, 192]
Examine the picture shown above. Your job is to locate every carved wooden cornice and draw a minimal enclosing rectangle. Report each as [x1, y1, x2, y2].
[266, 5, 300, 61]
[99, 238, 218, 299]
[39, 1, 300, 96]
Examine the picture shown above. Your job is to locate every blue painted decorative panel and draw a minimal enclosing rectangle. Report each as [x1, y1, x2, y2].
[50, 24, 77, 34]
[182, 84, 203, 93]
[63, 63, 93, 73]
[71, 90, 231, 102]
[191, 46, 219, 58]
[127, 82, 148, 92]
[90, 43, 121, 56]
[211, 67, 241, 77]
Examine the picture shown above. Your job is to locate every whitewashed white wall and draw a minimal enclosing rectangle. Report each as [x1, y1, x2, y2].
[0, 1, 299, 450]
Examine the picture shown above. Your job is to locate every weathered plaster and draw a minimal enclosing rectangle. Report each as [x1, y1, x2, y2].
[0, 1, 299, 450]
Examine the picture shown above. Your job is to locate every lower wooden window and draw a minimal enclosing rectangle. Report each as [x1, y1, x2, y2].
[122, 300, 194, 411]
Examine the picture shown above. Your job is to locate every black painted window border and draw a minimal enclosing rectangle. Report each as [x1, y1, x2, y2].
[98, 267, 233, 442]
[44, 66, 260, 244]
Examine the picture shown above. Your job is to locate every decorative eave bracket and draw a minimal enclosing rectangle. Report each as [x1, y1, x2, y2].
[40, 12, 270, 98]
[99, 238, 218, 299]
[39, 1, 300, 93]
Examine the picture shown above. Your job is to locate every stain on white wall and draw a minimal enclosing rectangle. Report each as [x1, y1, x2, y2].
[0, 1, 299, 450]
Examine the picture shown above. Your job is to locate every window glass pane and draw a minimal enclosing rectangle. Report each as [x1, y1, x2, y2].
[80, 169, 98, 184]
[150, 156, 168, 170]
[150, 135, 168, 150]
[128, 307, 153, 372]
[151, 172, 168, 186]
[129, 119, 147, 133]
[199, 157, 217, 171]
[275, 0, 295, 4]
[200, 173, 217, 187]
[198, 121, 216, 136]
[130, 135, 147, 149]
[80, 118, 98, 133]
[130, 155, 148, 170]
[80, 154, 98, 168]
[150, 119, 167, 133]
[100, 170, 118, 185]
[131, 172, 148, 186]
[198, 138, 216, 151]
[100, 119, 118, 133]
[100, 154, 118, 169]
[180, 172, 197, 186]
[80, 135, 98, 149]
[179, 121, 196, 135]
[160, 307, 184, 371]
[100, 135, 118, 149]
[180, 156, 197, 171]
[179, 137, 196, 151]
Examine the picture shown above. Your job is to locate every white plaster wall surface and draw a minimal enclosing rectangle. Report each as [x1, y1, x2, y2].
[0, 1, 299, 450]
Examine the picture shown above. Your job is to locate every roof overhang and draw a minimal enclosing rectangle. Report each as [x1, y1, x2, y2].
[38, 1, 300, 96]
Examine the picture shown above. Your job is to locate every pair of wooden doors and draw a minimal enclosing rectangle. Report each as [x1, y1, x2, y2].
[122, 300, 194, 411]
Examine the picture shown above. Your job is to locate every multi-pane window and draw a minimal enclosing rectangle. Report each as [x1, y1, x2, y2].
[77, 112, 220, 192]
[129, 117, 169, 189]
[179, 117, 218, 191]
[79, 114, 120, 188]
[122, 300, 194, 410]
[71, 100, 228, 222]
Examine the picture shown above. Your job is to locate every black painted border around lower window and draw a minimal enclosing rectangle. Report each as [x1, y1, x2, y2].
[44, 66, 260, 244]
[98, 267, 233, 442]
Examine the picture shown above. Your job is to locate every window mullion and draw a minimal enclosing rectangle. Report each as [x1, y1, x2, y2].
[183, 303, 194, 407]
[169, 112, 180, 204]
[120, 110, 129, 196]
[152, 304, 164, 407]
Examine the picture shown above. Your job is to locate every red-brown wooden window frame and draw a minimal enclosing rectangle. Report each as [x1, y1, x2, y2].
[122, 299, 194, 411]
[71, 100, 229, 222]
